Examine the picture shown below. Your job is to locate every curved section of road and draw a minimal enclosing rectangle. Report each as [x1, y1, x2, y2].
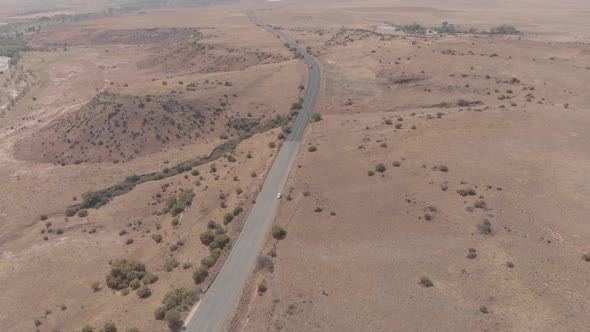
[185, 14, 320, 332]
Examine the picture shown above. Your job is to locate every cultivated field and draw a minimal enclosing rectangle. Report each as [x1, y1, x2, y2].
[231, 1, 590, 331]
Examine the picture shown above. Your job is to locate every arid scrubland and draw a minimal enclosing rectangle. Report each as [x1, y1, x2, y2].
[230, 1, 590, 332]
[0, 3, 307, 331]
[1, 0, 590, 331]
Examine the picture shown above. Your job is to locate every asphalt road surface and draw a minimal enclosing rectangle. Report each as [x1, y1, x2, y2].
[185, 14, 320, 332]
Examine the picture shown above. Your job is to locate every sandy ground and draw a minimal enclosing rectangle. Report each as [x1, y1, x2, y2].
[230, 1, 590, 331]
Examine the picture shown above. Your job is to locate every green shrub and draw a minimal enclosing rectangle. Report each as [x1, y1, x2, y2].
[104, 322, 117, 332]
[233, 207, 243, 216]
[152, 234, 163, 243]
[129, 279, 141, 290]
[438, 165, 449, 172]
[291, 100, 303, 110]
[457, 99, 470, 107]
[199, 230, 215, 246]
[311, 112, 322, 122]
[82, 325, 94, 332]
[91, 281, 100, 292]
[392, 161, 401, 167]
[395, 123, 402, 129]
[211, 248, 222, 258]
[164, 259, 179, 272]
[40, 215, 48, 221]
[142, 273, 159, 285]
[201, 255, 218, 268]
[308, 145, 317, 152]
[480, 306, 489, 314]
[473, 200, 488, 210]
[368, 170, 375, 176]
[223, 213, 234, 225]
[78, 209, 89, 218]
[456, 188, 476, 196]
[154, 307, 167, 320]
[162, 288, 198, 312]
[209, 234, 230, 250]
[477, 219, 493, 235]
[272, 225, 287, 240]
[375, 163, 386, 173]
[583, 254, 590, 262]
[106, 259, 148, 290]
[161, 189, 195, 216]
[193, 266, 209, 284]
[136, 285, 151, 298]
[258, 280, 268, 293]
[419, 276, 434, 287]
[65, 208, 77, 217]
[165, 309, 183, 331]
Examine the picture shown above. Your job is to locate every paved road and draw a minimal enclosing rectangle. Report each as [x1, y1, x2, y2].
[185, 14, 320, 332]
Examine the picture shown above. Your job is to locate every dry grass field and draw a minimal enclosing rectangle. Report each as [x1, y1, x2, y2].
[1, 0, 590, 331]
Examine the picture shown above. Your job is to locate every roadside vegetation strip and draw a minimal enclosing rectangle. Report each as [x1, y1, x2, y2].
[63, 110, 296, 216]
